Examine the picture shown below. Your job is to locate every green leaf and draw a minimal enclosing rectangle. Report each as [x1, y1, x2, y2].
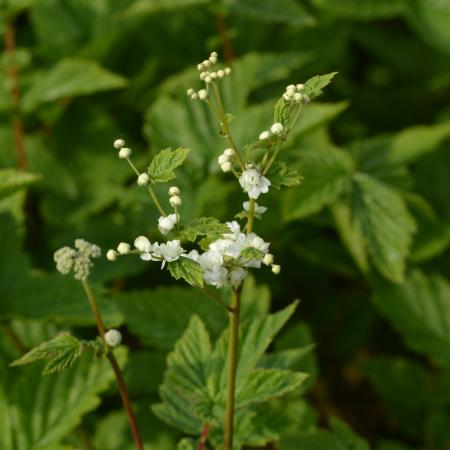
[267, 161, 303, 190]
[240, 246, 265, 260]
[168, 257, 203, 287]
[0, 169, 40, 201]
[312, 0, 405, 19]
[304, 72, 338, 100]
[177, 438, 197, 450]
[372, 271, 450, 366]
[22, 58, 127, 112]
[147, 147, 191, 183]
[181, 217, 229, 242]
[283, 147, 353, 221]
[236, 368, 307, 408]
[10, 333, 84, 374]
[350, 173, 416, 283]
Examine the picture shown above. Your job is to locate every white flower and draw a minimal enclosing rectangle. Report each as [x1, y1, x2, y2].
[169, 186, 180, 196]
[106, 249, 118, 261]
[263, 253, 274, 266]
[229, 267, 247, 287]
[158, 214, 177, 235]
[114, 139, 125, 149]
[154, 240, 184, 267]
[224, 148, 234, 157]
[117, 242, 130, 254]
[105, 329, 122, 348]
[185, 249, 200, 262]
[170, 195, 182, 207]
[137, 173, 150, 186]
[134, 236, 151, 253]
[247, 233, 269, 253]
[239, 168, 271, 199]
[198, 89, 208, 100]
[118, 147, 131, 159]
[243, 201, 267, 216]
[218, 154, 228, 165]
[270, 122, 284, 134]
[221, 161, 232, 172]
[271, 264, 281, 274]
[203, 266, 228, 288]
[259, 130, 271, 140]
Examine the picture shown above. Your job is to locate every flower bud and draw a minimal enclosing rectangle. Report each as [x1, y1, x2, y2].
[114, 139, 125, 149]
[137, 173, 150, 186]
[259, 131, 271, 140]
[221, 161, 232, 172]
[263, 253, 274, 266]
[169, 186, 180, 196]
[224, 148, 235, 157]
[218, 154, 229, 165]
[294, 92, 303, 102]
[106, 249, 117, 261]
[118, 147, 131, 159]
[187, 88, 194, 96]
[134, 236, 151, 252]
[117, 242, 130, 254]
[105, 329, 122, 348]
[270, 122, 284, 135]
[198, 89, 208, 100]
[296, 83, 304, 91]
[271, 264, 281, 274]
[170, 195, 182, 207]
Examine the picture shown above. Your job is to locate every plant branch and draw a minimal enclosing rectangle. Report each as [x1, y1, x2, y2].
[199, 286, 233, 313]
[224, 286, 241, 450]
[81, 280, 144, 450]
[4, 19, 26, 169]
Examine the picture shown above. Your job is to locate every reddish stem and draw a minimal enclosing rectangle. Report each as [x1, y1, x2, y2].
[197, 422, 210, 450]
[215, 15, 235, 62]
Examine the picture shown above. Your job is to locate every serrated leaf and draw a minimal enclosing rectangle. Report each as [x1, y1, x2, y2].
[168, 257, 203, 287]
[266, 161, 303, 190]
[350, 173, 416, 283]
[147, 147, 190, 183]
[304, 72, 338, 100]
[283, 147, 353, 221]
[0, 169, 40, 201]
[372, 271, 450, 366]
[236, 368, 307, 408]
[22, 58, 127, 112]
[181, 217, 229, 242]
[10, 333, 84, 374]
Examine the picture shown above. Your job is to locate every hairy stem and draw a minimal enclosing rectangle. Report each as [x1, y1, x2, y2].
[81, 280, 144, 450]
[224, 287, 241, 450]
[4, 20, 26, 169]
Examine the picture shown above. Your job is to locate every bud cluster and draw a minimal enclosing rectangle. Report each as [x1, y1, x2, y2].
[217, 148, 235, 173]
[282, 83, 310, 103]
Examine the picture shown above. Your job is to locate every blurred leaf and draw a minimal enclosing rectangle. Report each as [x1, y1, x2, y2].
[22, 58, 127, 112]
[372, 270, 450, 365]
[312, 0, 405, 19]
[267, 161, 303, 189]
[350, 173, 416, 283]
[283, 147, 353, 221]
[0, 168, 40, 200]
[122, 0, 209, 17]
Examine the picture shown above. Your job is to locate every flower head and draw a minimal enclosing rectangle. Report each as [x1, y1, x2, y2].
[239, 168, 271, 199]
[158, 214, 178, 235]
[105, 329, 122, 348]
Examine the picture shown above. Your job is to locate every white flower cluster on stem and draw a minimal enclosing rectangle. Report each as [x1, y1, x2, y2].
[239, 167, 271, 199]
[283, 83, 310, 103]
[218, 148, 235, 173]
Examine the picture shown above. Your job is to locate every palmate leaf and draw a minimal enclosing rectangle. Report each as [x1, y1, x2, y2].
[153, 302, 306, 448]
[372, 271, 450, 366]
[1, 352, 122, 450]
[10, 333, 84, 374]
[168, 257, 203, 287]
[349, 173, 416, 283]
[181, 217, 229, 242]
[147, 147, 191, 183]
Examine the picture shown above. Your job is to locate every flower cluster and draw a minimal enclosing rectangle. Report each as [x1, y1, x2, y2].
[186, 221, 277, 288]
[239, 167, 271, 199]
[259, 122, 284, 141]
[168, 186, 182, 208]
[282, 83, 310, 103]
[218, 148, 235, 173]
[54, 239, 101, 280]
[187, 52, 231, 100]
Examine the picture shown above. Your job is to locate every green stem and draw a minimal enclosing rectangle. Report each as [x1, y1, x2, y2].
[224, 287, 241, 450]
[246, 198, 255, 234]
[147, 184, 167, 216]
[211, 83, 245, 170]
[200, 286, 233, 313]
[81, 280, 144, 450]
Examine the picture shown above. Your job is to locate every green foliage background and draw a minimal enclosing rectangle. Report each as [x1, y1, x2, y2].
[1, 0, 450, 449]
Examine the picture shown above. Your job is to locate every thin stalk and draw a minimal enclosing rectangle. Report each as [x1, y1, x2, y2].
[81, 280, 144, 450]
[199, 286, 233, 313]
[4, 20, 26, 170]
[246, 198, 255, 234]
[224, 287, 241, 450]
[262, 142, 281, 176]
[211, 83, 245, 170]
[126, 157, 167, 216]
